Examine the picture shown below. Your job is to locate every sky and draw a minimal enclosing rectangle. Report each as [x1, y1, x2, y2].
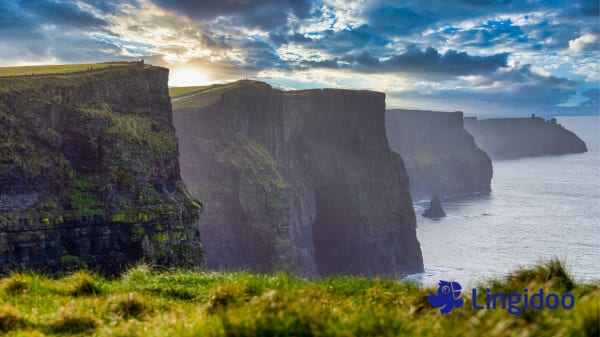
[0, 0, 599, 117]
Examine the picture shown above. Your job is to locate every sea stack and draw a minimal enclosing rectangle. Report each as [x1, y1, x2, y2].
[423, 195, 446, 218]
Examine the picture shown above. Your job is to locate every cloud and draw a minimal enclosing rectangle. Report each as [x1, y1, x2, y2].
[0, 0, 120, 64]
[150, 0, 313, 29]
[17, 0, 108, 28]
[385, 65, 585, 116]
[1, 0, 598, 116]
[302, 47, 508, 76]
[366, 6, 433, 36]
[581, 88, 600, 106]
[568, 33, 599, 53]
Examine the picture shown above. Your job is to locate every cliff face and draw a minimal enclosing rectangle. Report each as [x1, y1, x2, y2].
[385, 109, 493, 200]
[464, 116, 588, 159]
[0, 65, 203, 274]
[173, 81, 423, 277]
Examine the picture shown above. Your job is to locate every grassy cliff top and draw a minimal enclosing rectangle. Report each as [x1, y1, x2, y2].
[171, 80, 267, 110]
[0, 62, 139, 77]
[171, 80, 384, 111]
[0, 260, 597, 336]
[169, 85, 215, 98]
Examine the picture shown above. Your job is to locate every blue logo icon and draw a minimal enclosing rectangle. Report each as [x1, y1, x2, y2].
[428, 280, 464, 315]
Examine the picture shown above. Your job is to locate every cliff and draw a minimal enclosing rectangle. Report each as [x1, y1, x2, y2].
[0, 65, 203, 274]
[464, 116, 588, 159]
[173, 80, 423, 277]
[385, 109, 493, 200]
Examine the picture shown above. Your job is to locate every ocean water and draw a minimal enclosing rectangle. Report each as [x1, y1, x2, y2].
[407, 115, 600, 287]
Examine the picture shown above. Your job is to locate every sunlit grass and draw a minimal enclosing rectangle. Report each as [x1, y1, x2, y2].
[0, 260, 597, 336]
[169, 85, 215, 98]
[172, 80, 270, 110]
[0, 62, 135, 77]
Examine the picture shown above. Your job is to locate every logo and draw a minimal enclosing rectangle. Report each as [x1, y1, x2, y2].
[427, 280, 464, 315]
[427, 280, 576, 316]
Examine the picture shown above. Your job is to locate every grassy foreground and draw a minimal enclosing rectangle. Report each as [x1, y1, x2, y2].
[0, 261, 597, 337]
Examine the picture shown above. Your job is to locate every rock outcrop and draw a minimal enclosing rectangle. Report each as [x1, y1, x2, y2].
[385, 109, 493, 200]
[422, 196, 446, 218]
[0, 65, 203, 274]
[463, 116, 588, 159]
[173, 80, 423, 277]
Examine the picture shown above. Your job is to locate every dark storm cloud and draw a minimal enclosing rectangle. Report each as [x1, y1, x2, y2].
[490, 64, 576, 90]
[559, 0, 600, 18]
[269, 32, 314, 46]
[459, 0, 513, 7]
[582, 89, 600, 106]
[301, 47, 508, 76]
[0, 2, 32, 30]
[0, 0, 129, 64]
[17, 0, 108, 28]
[241, 39, 291, 71]
[366, 6, 433, 36]
[150, 0, 313, 29]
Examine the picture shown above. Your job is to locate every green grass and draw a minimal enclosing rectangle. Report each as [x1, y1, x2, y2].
[0, 260, 597, 336]
[0, 62, 135, 77]
[168, 85, 214, 98]
[172, 80, 270, 110]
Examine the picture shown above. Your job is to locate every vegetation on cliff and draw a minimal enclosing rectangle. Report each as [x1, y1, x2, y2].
[0, 260, 596, 336]
[0, 64, 203, 273]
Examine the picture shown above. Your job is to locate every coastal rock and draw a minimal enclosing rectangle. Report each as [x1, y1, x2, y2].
[385, 109, 493, 200]
[422, 196, 446, 218]
[463, 116, 588, 159]
[0, 65, 203, 274]
[173, 80, 424, 277]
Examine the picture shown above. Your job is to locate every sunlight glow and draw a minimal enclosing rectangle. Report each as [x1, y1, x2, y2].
[169, 67, 211, 87]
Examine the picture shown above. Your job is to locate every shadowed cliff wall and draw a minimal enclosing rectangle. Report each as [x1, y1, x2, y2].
[385, 109, 493, 200]
[173, 81, 423, 277]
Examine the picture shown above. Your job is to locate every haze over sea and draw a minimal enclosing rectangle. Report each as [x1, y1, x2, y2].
[409, 115, 600, 287]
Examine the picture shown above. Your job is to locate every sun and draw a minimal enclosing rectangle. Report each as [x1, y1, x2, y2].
[169, 67, 210, 87]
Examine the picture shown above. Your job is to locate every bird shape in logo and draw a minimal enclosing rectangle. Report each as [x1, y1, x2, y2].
[427, 280, 464, 315]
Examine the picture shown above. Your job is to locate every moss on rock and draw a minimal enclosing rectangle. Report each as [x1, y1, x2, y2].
[0, 65, 203, 274]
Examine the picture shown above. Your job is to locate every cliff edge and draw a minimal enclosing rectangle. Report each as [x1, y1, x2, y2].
[0, 65, 203, 274]
[463, 116, 588, 159]
[173, 80, 423, 277]
[385, 109, 493, 200]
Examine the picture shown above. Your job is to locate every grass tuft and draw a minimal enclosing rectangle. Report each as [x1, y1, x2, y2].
[48, 313, 98, 334]
[108, 292, 152, 320]
[489, 259, 575, 294]
[2, 275, 29, 295]
[0, 305, 27, 332]
[65, 271, 103, 296]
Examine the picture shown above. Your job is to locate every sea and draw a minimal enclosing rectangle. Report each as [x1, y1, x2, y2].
[406, 115, 600, 287]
